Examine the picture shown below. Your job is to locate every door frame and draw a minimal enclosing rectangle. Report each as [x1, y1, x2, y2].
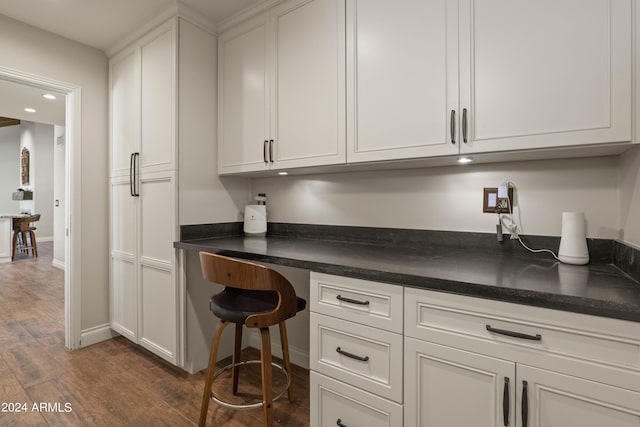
[0, 66, 82, 350]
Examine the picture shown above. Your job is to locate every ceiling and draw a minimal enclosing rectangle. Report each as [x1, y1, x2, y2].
[0, 0, 263, 51]
[0, 0, 262, 128]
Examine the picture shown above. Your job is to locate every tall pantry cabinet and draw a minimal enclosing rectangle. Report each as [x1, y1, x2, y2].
[109, 17, 216, 365]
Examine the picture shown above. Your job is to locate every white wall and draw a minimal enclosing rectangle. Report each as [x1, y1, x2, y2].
[0, 125, 20, 214]
[53, 125, 65, 267]
[251, 156, 621, 240]
[177, 19, 250, 225]
[17, 122, 55, 238]
[0, 14, 109, 335]
[619, 146, 640, 248]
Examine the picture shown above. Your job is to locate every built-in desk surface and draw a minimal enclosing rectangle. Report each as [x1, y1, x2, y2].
[174, 225, 640, 323]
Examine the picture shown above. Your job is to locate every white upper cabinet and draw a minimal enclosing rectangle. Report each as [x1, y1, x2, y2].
[218, 0, 346, 174]
[347, 0, 460, 162]
[109, 21, 176, 177]
[459, 0, 632, 153]
[110, 48, 139, 177]
[140, 25, 175, 172]
[347, 0, 633, 163]
[218, 15, 270, 172]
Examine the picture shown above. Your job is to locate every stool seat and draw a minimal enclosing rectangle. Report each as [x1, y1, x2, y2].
[210, 288, 306, 324]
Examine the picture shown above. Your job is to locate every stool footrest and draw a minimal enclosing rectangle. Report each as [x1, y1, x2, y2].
[210, 360, 291, 410]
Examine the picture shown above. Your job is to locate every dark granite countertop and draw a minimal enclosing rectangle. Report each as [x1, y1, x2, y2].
[175, 227, 640, 323]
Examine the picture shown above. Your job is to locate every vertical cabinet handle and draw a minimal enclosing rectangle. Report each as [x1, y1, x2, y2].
[133, 152, 140, 197]
[129, 153, 135, 197]
[336, 419, 347, 427]
[503, 377, 510, 426]
[450, 110, 456, 144]
[462, 108, 468, 143]
[522, 380, 528, 427]
[263, 140, 268, 164]
[269, 139, 274, 163]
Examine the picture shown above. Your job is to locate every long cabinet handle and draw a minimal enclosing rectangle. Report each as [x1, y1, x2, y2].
[336, 347, 369, 362]
[129, 153, 135, 197]
[486, 325, 541, 341]
[269, 139, 274, 163]
[133, 152, 140, 197]
[450, 110, 456, 144]
[503, 377, 510, 426]
[462, 108, 468, 143]
[263, 140, 268, 164]
[336, 419, 347, 427]
[336, 295, 370, 306]
[522, 380, 528, 427]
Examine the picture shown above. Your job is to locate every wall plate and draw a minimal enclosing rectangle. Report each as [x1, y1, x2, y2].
[483, 187, 513, 213]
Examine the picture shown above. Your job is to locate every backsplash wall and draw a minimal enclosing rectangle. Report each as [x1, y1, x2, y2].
[251, 156, 622, 241]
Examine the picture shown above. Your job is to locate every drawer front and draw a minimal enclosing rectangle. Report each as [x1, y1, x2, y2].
[311, 371, 403, 427]
[310, 313, 403, 403]
[310, 272, 403, 333]
[405, 287, 640, 372]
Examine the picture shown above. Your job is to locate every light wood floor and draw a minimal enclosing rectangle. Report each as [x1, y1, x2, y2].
[0, 242, 310, 426]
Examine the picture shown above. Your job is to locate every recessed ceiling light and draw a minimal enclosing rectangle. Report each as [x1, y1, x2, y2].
[24, 108, 36, 113]
[42, 94, 57, 100]
[457, 157, 473, 164]
[278, 171, 288, 176]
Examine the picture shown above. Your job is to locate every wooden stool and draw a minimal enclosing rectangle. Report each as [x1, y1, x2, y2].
[198, 252, 306, 427]
[11, 214, 40, 260]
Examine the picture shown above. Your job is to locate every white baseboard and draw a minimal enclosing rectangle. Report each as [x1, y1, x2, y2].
[248, 330, 310, 370]
[52, 259, 65, 271]
[37, 236, 53, 242]
[80, 324, 118, 348]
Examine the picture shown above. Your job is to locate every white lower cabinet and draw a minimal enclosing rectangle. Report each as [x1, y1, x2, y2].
[110, 170, 177, 364]
[311, 371, 403, 427]
[404, 338, 515, 427]
[310, 273, 404, 427]
[404, 287, 640, 427]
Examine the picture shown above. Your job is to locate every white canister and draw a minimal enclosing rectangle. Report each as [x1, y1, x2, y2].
[243, 204, 267, 236]
[558, 212, 589, 265]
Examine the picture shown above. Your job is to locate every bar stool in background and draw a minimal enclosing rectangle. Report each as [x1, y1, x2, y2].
[198, 252, 306, 427]
[11, 214, 40, 261]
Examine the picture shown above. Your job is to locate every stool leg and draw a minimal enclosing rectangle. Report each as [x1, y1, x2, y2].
[30, 231, 38, 257]
[232, 323, 243, 395]
[278, 322, 295, 402]
[11, 231, 18, 261]
[260, 327, 273, 427]
[199, 320, 230, 427]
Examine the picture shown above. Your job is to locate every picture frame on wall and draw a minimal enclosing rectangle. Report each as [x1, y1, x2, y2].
[21, 147, 29, 185]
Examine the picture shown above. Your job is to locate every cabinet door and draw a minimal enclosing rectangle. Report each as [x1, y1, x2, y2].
[405, 337, 515, 427]
[110, 48, 139, 178]
[140, 22, 175, 173]
[518, 364, 640, 427]
[218, 15, 271, 174]
[347, 0, 460, 163]
[270, 0, 346, 169]
[137, 171, 177, 364]
[110, 176, 138, 341]
[460, 0, 632, 153]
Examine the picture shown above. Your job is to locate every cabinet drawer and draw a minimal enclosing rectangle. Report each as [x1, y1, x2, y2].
[310, 272, 403, 333]
[310, 313, 403, 403]
[311, 371, 403, 427]
[405, 287, 640, 372]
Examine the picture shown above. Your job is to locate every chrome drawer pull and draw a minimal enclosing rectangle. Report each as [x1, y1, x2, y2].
[486, 325, 541, 341]
[336, 347, 369, 362]
[336, 419, 347, 427]
[336, 295, 370, 306]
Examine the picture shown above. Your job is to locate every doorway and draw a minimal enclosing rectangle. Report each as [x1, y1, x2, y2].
[0, 66, 82, 350]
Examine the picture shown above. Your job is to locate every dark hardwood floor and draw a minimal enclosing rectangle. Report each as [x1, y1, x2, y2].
[0, 242, 310, 426]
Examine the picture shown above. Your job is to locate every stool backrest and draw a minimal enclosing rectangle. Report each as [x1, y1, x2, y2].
[199, 252, 298, 328]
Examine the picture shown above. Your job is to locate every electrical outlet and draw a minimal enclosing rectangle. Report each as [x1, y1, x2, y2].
[483, 187, 513, 213]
